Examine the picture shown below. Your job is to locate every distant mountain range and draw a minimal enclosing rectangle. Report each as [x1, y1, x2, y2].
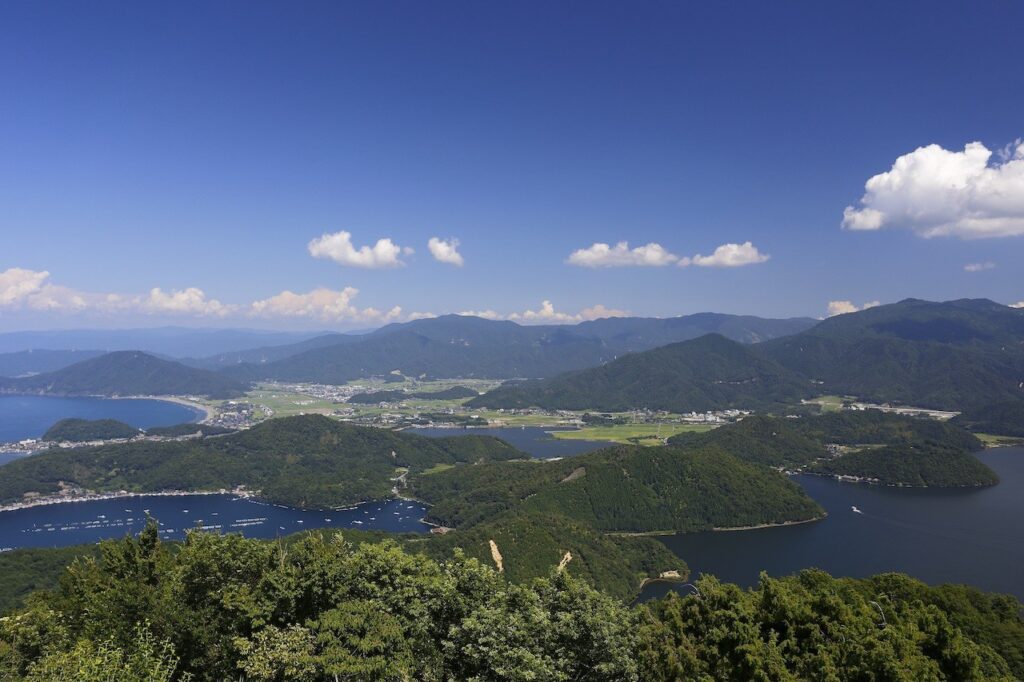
[0, 349, 107, 377]
[471, 299, 1024, 412]
[0, 351, 247, 399]
[0, 327, 333, 358]
[204, 312, 817, 382]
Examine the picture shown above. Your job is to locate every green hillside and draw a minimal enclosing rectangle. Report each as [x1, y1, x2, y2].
[469, 333, 811, 412]
[0, 415, 522, 509]
[952, 400, 1024, 437]
[42, 418, 140, 442]
[410, 443, 824, 533]
[811, 444, 1000, 487]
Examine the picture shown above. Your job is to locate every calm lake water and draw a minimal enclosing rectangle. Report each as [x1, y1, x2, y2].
[406, 426, 613, 458]
[0, 495, 429, 551]
[0, 395, 201, 442]
[640, 447, 1024, 601]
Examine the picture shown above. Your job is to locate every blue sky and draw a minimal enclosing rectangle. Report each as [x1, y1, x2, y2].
[1, 1, 1023, 330]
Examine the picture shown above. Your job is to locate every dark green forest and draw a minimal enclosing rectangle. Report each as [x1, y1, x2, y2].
[41, 418, 140, 442]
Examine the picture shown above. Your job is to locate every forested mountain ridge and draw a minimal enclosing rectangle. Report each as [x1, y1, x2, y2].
[214, 312, 817, 382]
[0, 351, 248, 399]
[468, 333, 810, 412]
[473, 299, 1024, 412]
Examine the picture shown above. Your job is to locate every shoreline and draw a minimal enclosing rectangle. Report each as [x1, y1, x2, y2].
[712, 514, 827, 532]
[0, 487, 254, 515]
[605, 514, 827, 538]
[111, 394, 213, 423]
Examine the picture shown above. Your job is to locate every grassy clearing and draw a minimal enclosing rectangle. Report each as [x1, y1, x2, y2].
[421, 463, 456, 475]
[802, 395, 848, 412]
[549, 423, 715, 445]
[976, 433, 1024, 447]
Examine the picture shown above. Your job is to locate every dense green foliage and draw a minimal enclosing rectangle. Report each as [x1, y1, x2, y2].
[411, 444, 824, 533]
[41, 418, 140, 442]
[670, 411, 984, 467]
[144, 423, 235, 437]
[639, 569, 1021, 681]
[0, 526, 643, 681]
[222, 313, 815, 383]
[0, 528, 1020, 680]
[0, 546, 98, 614]
[421, 510, 684, 601]
[671, 411, 995, 487]
[953, 400, 1024, 437]
[794, 410, 984, 449]
[470, 334, 811, 412]
[810, 444, 1000, 487]
[669, 415, 826, 466]
[473, 299, 1024, 412]
[0, 415, 523, 509]
[0, 351, 248, 399]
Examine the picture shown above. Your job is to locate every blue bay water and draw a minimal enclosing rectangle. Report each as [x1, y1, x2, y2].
[640, 448, 1024, 601]
[0, 395, 201, 442]
[0, 495, 429, 551]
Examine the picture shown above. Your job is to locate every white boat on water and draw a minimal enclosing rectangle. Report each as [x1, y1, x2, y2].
[851, 506, 863, 514]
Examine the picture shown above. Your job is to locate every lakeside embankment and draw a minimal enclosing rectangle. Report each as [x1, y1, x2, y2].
[0, 487, 254, 515]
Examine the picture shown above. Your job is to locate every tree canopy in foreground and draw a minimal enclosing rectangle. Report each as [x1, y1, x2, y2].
[0, 524, 1021, 681]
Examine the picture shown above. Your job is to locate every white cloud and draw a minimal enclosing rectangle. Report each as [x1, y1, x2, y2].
[428, 237, 464, 266]
[0, 268, 50, 306]
[1010, 301, 1024, 309]
[308, 231, 407, 268]
[842, 139, 1024, 238]
[143, 287, 230, 316]
[826, 300, 881, 317]
[249, 287, 402, 323]
[509, 300, 629, 324]
[964, 261, 996, 272]
[406, 311, 438, 321]
[458, 309, 503, 320]
[567, 241, 679, 267]
[679, 241, 770, 268]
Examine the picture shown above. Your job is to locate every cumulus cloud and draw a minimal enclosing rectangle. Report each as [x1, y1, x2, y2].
[567, 241, 679, 267]
[308, 231, 407, 268]
[428, 237, 464, 266]
[964, 261, 996, 272]
[679, 241, 770, 268]
[567, 240, 769, 269]
[406, 311, 438, 321]
[826, 300, 881, 317]
[842, 139, 1024, 238]
[509, 300, 629, 324]
[249, 287, 402, 323]
[1011, 301, 1024, 309]
[0, 268, 50, 305]
[143, 287, 230, 316]
[458, 309, 503, 320]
